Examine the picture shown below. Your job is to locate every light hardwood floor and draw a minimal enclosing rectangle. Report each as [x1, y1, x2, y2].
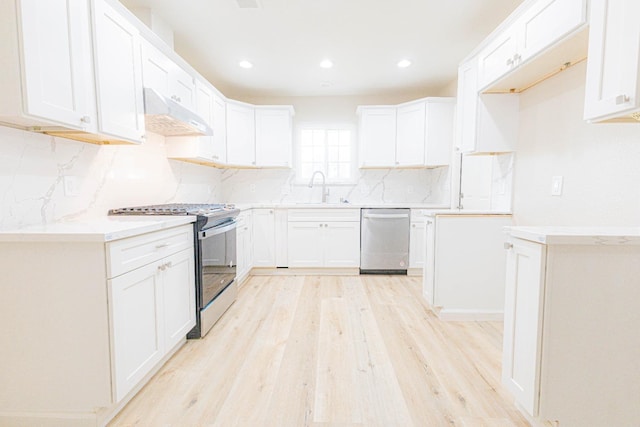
[110, 275, 529, 427]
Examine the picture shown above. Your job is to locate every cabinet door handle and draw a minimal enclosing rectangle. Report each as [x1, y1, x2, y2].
[80, 115, 91, 124]
[506, 58, 514, 67]
[504, 242, 513, 250]
[615, 94, 630, 105]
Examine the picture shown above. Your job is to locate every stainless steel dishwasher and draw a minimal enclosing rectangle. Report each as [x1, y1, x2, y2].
[360, 208, 410, 274]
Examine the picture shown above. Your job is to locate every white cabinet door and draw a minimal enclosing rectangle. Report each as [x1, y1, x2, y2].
[194, 81, 216, 160]
[212, 94, 227, 163]
[457, 60, 479, 153]
[255, 107, 293, 167]
[424, 99, 455, 166]
[109, 262, 163, 402]
[169, 67, 196, 112]
[141, 40, 195, 112]
[477, 25, 519, 89]
[92, 0, 145, 143]
[236, 212, 253, 281]
[141, 39, 171, 98]
[503, 238, 546, 417]
[19, 0, 95, 130]
[252, 209, 276, 267]
[287, 222, 324, 267]
[226, 102, 255, 166]
[518, 0, 587, 64]
[395, 101, 426, 166]
[358, 107, 397, 167]
[422, 217, 436, 304]
[161, 249, 195, 351]
[584, 0, 640, 122]
[409, 221, 426, 269]
[323, 221, 360, 268]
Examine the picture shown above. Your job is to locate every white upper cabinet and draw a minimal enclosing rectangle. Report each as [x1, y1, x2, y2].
[226, 101, 256, 166]
[457, 59, 519, 154]
[584, 0, 640, 123]
[0, 0, 96, 131]
[477, 0, 588, 92]
[140, 39, 196, 112]
[212, 94, 227, 163]
[92, 0, 145, 144]
[359, 99, 455, 168]
[424, 98, 455, 166]
[255, 106, 294, 168]
[358, 107, 397, 167]
[396, 101, 426, 167]
[165, 80, 226, 164]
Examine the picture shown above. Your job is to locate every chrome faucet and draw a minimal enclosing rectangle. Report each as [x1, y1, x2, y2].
[308, 170, 329, 203]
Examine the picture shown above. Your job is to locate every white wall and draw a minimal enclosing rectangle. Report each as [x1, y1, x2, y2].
[0, 127, 223, 230]
[225, 95, 453, 206]
[513, 62, 640, 226]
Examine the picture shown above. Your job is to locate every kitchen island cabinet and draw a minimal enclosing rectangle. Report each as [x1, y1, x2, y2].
[423, 213, 512, 319]
[0, 219, 195, 426]
[503, 227, 640, 426]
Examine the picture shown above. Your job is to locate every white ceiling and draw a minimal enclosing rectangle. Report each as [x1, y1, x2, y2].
[120, 0, 524, 99]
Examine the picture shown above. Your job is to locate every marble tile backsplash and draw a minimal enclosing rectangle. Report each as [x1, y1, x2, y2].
[220, 167, 451, 206]
[0, 127, 223, 230]
[0, 125, 452, 229]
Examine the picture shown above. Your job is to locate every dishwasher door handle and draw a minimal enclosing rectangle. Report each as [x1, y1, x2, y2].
[363, 213, 410, 219]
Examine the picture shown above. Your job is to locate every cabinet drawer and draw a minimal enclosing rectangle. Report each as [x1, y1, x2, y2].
[107, 225, 193, 278]
[288, 208, 360, 222]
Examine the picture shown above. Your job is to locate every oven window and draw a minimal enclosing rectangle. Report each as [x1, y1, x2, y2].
[200, 228, 236, 306]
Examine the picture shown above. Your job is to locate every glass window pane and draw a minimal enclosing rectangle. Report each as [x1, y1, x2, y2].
[327, 130, 339, 146]
[313, 146, 324, 161]
[312, 130, 325, 146]
[339, 131, 351, 146]
[312, 162, 324, 173]
[327, 163, 339, 178]
[339, 163, 351, 179]
[301, 130, 313, 146]
[339, 145, 350, 161]
[328, 146, 339, 162]
[301, 146, 313, 162]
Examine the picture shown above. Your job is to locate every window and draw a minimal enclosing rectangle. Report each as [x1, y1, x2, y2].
[298, 127, 353, 183]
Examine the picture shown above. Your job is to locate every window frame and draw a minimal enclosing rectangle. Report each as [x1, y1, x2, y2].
[294, 122, 358, 185]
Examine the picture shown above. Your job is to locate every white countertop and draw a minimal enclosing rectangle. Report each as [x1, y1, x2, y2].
[508, 226, 640, 245]
[235, 203, 509, 214]
[0, 216, 196, 243]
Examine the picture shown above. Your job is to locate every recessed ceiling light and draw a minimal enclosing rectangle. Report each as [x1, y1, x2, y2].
[320, 59, 333, 69]
[397, 59, 412, 68]
[238, 60, 253, 69]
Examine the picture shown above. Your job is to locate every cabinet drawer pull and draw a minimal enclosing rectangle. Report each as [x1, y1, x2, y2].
[155, 243, 170, 249]
[506, 58, 514, 67]
[615, 94, 630, 105]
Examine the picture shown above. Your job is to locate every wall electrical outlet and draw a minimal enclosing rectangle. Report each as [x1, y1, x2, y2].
[551, 176, 563, 196]
[63, 175, 80, 197]
[407, 185, 414, 194]
[249, 184, 256, 193]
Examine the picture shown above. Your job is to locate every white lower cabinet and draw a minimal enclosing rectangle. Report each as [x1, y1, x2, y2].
[0, 224, 195, 426]
[236, 210, 253, 282]
[287, 209, 360, 268]
[422, 214, 512, 319]
[503, 230, 640, 425]
[107, 228, 195, 402]
[253, 209, 276, 267]
[409, 211, 427, 270]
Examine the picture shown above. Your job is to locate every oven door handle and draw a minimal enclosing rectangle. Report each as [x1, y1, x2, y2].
[198, 219, 238, 239]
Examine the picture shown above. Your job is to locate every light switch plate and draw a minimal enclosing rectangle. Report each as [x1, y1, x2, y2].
[551, 176, 563, 196]
[63, 175, 79, 197]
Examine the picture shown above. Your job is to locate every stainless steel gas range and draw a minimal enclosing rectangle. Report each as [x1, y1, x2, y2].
[109, 203, 240, 338]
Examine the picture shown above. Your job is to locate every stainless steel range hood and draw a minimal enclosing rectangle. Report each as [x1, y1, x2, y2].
[143, 88, 212, 136]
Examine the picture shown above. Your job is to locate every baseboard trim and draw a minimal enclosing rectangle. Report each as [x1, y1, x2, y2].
[437, 309, 504, 321]
[249, 267, 360, 276]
